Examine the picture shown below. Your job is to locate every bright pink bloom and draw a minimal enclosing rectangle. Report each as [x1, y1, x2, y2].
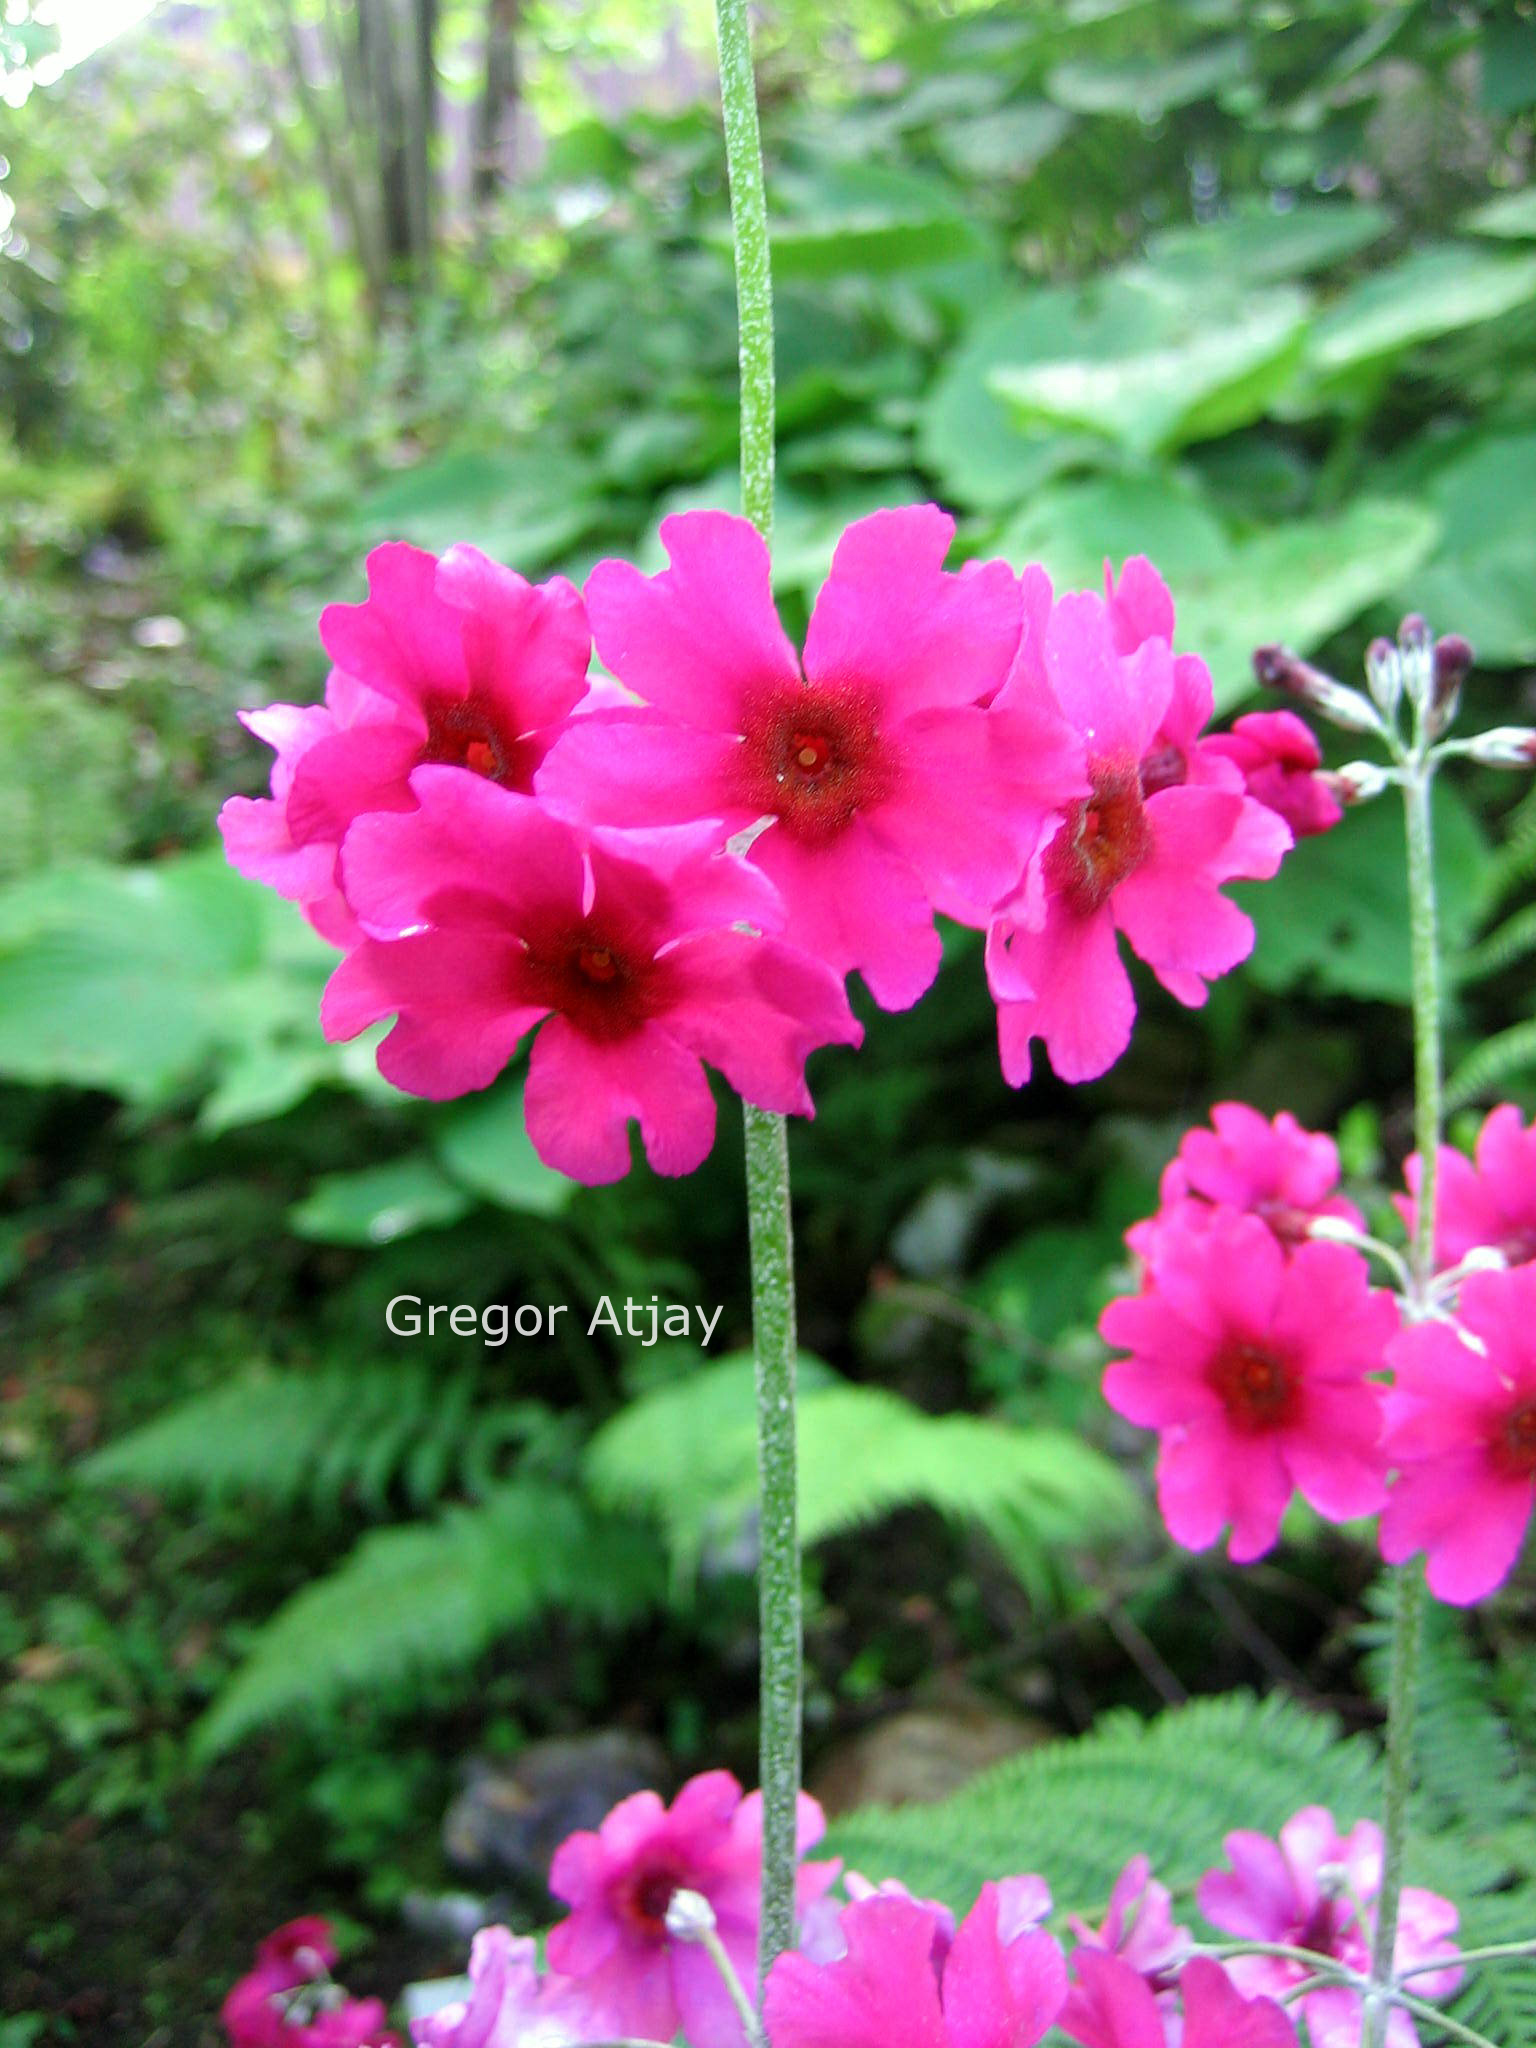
[546, 1770, 836, 2048]
[1127, 1104, 1364, 1265]
[220, 543, 590, 943]
[323, 779, 860, 1183]
[1100, 1211, 1395, 1562]
[538, 506, 1084, 1009]
[222, 1920, 398, 2048]
[1103, 559, 1237, 803]
[1206, 712, 1342, 839]
[411, 1928, 599, 2048]
[798, 1872, 961, 1972]
[1067, 1856, 1187, 1997]
[764, 1883, 1067, 2048]
[1379, 1263, 1536, 1603]
[985, 584, 1291, 1085]
[1061, 1952, 1295, 2048]
[1401, 1104, 1536, 1270]
[1198, 1808, 1461, 2048]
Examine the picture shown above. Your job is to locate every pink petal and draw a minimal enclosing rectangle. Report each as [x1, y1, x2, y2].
[662, 931, 860, 1115]
[763, 1896, 950, 2048]
[536, 709, 748, 829]
[1104, 557, 1176, 657]
[988, 897, 1136, 1085]
[1045, 596, 1171, 762]
[585, 512, 801, 730]
[1180, 1958, 1297, 2048]
[523, 1016, 717, 1184]
[1282, 1385, 1387, 1523]
[1198, 1833, 1298, 1944]
[284, 721, 425, 846]
[321, 933, 546, 1098]
[435, 546, 591, 730]
[320, 542, 469, 712]
[942, 1887, 1066, 2048]
[219, 793, 338, 905]
[749, 815, 941, 1011]
[1058, 1949, 1163, 2048]
[587, 822, 786, 949]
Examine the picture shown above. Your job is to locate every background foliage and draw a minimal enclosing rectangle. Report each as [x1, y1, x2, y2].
[3, 1, 1535, 2041]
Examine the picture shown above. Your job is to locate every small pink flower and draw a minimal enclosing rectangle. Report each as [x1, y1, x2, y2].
[222, 1920, 398, 2048]
[1127, 1104, 1364, 1266]
[538, 506, 1084, 1010]
[1198, 1807, 1461, 2048]
[323, 779, 860, 1183]
[985, 584, 1291, 1085]
[764, 1882, 1067, 2048]
[546, 1769, 837, 2048]
[411, 1927, 599, 2048]
[1060, 1952, 1295, 2048]
[1100, 1210, 1395, 1562]
[1067, 1856, 1188, 1998]
[220, 543, 590, 942]
[1401, 1104, 1536, 1270]
[798, 1872, 959, 1971]
[1206, 712, 1343, 839]
[1380, 1264, 1536, 1603]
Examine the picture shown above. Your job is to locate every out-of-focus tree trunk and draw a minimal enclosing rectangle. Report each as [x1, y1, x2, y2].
[473, 0, 520, 203]
[409, 0, 437, 278]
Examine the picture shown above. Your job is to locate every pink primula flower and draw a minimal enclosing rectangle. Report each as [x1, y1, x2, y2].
[1102, 559, 1235, 802]
[798, 1871, 961, 1971]
[411, 1927, 599, 2048]
[220, 543, 590, 943]
[538, 506, 1084, 1009]
[1401, 1103, 1536, 1270]
[1127, 1104, 1363, 1266]
[1198, 1807, 1462, 2048]
[1100, 1210, 1395, 1562]
[985, 581, 1291, 1085]
[1060, 1952, 1295, 2048]
[222, 1920, 399, 2048]
[1067, 1856, 1187, 2004]
[764, 1883, 1068, 2048]
[1206, 711, 1343, 839]
[323, 777, 860, 1183]
[546, 1769, 837, 2048]
[1379, 1263, 1536, 1604]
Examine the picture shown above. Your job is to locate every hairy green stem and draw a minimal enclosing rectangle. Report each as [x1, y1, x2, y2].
[710, 0, 800, 1989]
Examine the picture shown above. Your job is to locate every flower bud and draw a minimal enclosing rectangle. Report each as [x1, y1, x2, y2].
[665, 1889, 719, 1942]
[1325, 760, 1393, 805]
[1253, 644, 1384, 735]
[1458, 1245, 1508, 1274]
[1428, 633, 1474, 736]
[1365, 636, 1401, 718]
[1308, 1215, 1365, 1245]
[1464, 726, 1536, 769]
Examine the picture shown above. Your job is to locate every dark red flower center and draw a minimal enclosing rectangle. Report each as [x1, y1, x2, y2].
[1139, 742, 1187, 797]
[735, 680, 893, 844]
[520, 922, 670, 1043]
[1043, 765, 1152, 916]
[1295, 1896, 1352, 1959]
[419, 692, 538, 790]
[615, 1859, 689, 1940]
[1497, 1225, 1536, 1267]
[1209, 1342, 1300, 1433]
[1494, 1400, 1536, 1480]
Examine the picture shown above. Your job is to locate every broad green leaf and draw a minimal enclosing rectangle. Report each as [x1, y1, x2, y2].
[1146, 199, 1393, 285]
[436, 1079, 575, 1216]
[289, 1157, 473, 1247]
[353, 447, 602, 571]
[1046, 39, 1250, 119]
[1466, 188, 1536, 239]
[1396, 429, 1536, 664]
[931, 101, 1071, 182]
[767, 163, 988, 278]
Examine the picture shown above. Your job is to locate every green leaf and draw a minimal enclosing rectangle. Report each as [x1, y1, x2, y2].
[1446, 1020, 1536, 1114]
[289, 1157, 473, 1246]
[435, 1079, 575, 1216]
[767, 163, 988, 279]
[1398, 429, 1536, 665]
[1146, 198, 1394, 286]
[352, 448, 602, 572]
[930, 101, 1071, 183]
[1465, 188, 1536, 239]
[1046, 39, 1250, 120]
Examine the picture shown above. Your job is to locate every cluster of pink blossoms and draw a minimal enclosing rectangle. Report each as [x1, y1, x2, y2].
[228, 1772, 1468, 2048]
[1101, 1098, 1536, 1602]
[221, 511, 1329, 1182]
[223, 1919, 398, 2048]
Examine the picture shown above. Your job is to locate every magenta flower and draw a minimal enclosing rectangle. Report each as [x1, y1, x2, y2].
[1379, 1264, 1536, 1603]
[1197, 1807, 1462, 2048]
[323, 777, 860, 1182]
[1127, 1104, 1364, 1266]
[546, 1769, 836, 2048]
[222, 1920, 398, 2048]
[411, 1928, 599, 2048]
[1100, 1210, 1395, 1561]
[985, 586, 1292, 1085]
[798, 1871, 961, 1971]
[764, 1882, 1067, 2048]
[1205, 711, 1341, 839]
[1066, 1856, 1187, 2000]
[1060, 1952, 1295, 2048]
[1401, 1103, 1536, 1270]
[537, 506, 1084, 1009]
[220, 542, 590, 941]
[1102, 558, 1234, 802]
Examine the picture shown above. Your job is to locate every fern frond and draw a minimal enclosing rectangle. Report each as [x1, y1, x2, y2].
[1445, 1020, 1536, 1112]
[191, 1484, 660, 1762]
[1482, 782, 1536, 912]
[1453, 903, 1536, 986]
[586, 1355, 1141, 1606]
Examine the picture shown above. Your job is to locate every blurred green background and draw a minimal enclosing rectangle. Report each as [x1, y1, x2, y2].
[3, 1, 1536, 2041]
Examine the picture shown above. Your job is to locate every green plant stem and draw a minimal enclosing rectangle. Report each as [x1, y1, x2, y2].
[1365, 748, 1442, 2048]
[710, 0, 800, 1991]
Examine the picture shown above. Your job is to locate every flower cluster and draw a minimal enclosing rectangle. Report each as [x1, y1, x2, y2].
[223, 516, 1324, 1182]
[232, 1779, 1467, 2048]
[222, 1919, 399, 2048]
[1101, 1099, 1536, 1602]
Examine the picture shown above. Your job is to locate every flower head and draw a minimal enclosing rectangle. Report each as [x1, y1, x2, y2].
[1197, 1808, 1461, 2048]
[1101, 1211, 1395, 1561]
[1127, 1104, 1363, 1266]
[411, 1928, 599, 2048]
[546, 1769, 836, 2048]
[798, 1872, 960, 1971]
[1401, 1104, 1536, 1271]
[986, 581, 1291, 1085]
[222, 1920, 398, 2048]
[220, 543, 590, 943]
[538, 506, 1084, 1009]
[764, 1881, 1067, 2048]
[1060, 1952, 1295, 2048]
[323, 779, 860, 1182]
[1205, 712, 1343, 839]
[1066, 1856, 1187, 1997]
[1380, 1263, 1536, 1603]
